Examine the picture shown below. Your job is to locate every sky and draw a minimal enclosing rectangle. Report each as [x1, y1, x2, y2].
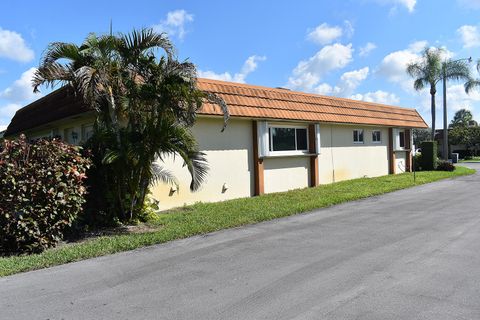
[2, 0, 480, 131]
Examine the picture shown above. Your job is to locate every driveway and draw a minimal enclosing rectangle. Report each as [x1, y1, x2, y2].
[2, 164, 480, 320]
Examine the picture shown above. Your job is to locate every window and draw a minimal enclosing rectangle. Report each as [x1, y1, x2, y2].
[82, 124, 94, 142]
[372, 130, 381, 143]
[353, 129, 364, 144]
[268, 126, 308, 152]
[399, 131, 405, 148]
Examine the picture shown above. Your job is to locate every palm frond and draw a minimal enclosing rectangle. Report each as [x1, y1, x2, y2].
[150, 163, 178, 187]
[182, 151, 209, 192]
[444, 60, 471, 82]
[465, 79, 480, 93]
[204, 92, 229, 131]
[42, 42, 82, 65]
[32, 62, 72, 92]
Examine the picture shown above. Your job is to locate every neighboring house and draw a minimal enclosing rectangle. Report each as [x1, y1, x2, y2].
[4, 78, 427, 210]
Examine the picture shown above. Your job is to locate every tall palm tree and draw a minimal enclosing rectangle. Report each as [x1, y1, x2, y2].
[406, 48, 471, 141]
[32, 29, 228, 221]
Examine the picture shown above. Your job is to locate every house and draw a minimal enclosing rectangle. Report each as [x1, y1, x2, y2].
[4, 78, 427, 210]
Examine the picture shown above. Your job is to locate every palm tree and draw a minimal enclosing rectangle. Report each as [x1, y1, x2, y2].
[406, 48, 471, 141]
[32, 29, 228, 221]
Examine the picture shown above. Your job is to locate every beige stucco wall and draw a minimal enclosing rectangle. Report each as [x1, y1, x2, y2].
[17, 114, 410, 210]
[23, 113, 95, 144]
[150, 117, 254, 210]
[263, 156, 310, 193]
[395, 151, 407, 173]
[318, 124, 389, 184]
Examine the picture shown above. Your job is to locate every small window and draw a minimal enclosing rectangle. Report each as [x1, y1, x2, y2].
[82, 124, 94, 142]
[372, 130, 381, 143]
[353, 129, 364, 144]
[399, 131, 405, 148]
[269, 126, 308, 152]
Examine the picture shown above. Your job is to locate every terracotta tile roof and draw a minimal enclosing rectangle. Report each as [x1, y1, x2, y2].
[197, 78, 428, 128]
[4, 78, 427, 136]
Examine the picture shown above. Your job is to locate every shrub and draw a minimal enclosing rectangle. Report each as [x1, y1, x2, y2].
[0, 135, 91, 255]
[436, 160, 455, 172]
[420, 141, 438, 170]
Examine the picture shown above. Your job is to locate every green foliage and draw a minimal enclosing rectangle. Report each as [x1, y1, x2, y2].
[0, 135, 91, 255]
[420, 141, 438, 170]
[436, 160, 455, 171]
[449, 126, 480, 157]
[450, 109, 475, 128]
[0, 166, 474, 277]
[33, 28, 228, 224]
[412, 128, 431, 146]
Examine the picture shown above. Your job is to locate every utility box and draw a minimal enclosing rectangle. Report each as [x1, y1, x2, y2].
[451, 153, 459, 164]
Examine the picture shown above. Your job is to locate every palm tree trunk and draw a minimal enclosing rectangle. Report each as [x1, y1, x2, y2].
[107, 86, 122, 147]
[430, 88, 436, 141]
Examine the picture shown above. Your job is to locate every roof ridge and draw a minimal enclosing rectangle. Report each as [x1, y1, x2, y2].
[197, 78, 417, 112]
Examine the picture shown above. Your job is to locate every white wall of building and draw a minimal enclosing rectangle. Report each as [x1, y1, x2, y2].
[395, 151, 407, 173]
[18, 114, 410, 210]
[150, 117, 254, 210]
[317, 124, 390, 183]
[263, 156, 310, 193]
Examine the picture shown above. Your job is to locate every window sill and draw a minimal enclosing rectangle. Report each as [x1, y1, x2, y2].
[261, 152, 319, 159]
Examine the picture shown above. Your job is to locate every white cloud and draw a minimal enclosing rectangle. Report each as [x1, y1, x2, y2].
[445, 84, 480, 112]
[351, 91, 400, 105]
[0, 68, 38, 102]
[377, 41, 427, 91]
[287, 43, 354, 91]
[152, 10, 194, 40]
[307, 23, 343, 45]
[359, 42, 377, 57]
[371, 0, 416, 12]
[0, 27, 34, 62]
[0, 103, 21, 129]
[457, 0, 480, 9]
[457, 25, 480, 48]
[314, 67, 369, 97]
[307, 21, 354, 46]
[343, 20, 355, 38]
[0, 124, 8, 131]
[198, 55, 266, 83]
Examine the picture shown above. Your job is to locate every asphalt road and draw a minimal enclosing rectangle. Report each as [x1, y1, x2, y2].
[2, 164, 480, 320]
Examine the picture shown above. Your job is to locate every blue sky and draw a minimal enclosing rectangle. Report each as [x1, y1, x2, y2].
[2, 0, 480, 130]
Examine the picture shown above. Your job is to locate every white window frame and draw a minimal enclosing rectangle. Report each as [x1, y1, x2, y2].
[393, 128, 406, 151]
[372, 130, 382, 143]
[267, 123, 310, 156]
[353, 129, 364, 144]
[399, 130, 406, 149]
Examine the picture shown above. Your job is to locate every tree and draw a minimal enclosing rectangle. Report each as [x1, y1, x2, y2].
[407, 48, 471, 140]
[450, 109, 474, 128]
[412, 128, 431, 147]
[32, 29, 228, 222]
[449, 126, 480, 157]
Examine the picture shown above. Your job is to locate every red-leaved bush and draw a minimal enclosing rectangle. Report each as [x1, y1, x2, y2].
[0, 135, 91, 255]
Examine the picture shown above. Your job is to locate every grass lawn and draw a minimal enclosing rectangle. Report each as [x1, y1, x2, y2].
[459, 156, 480, 163]
[0, 166, 475, 277]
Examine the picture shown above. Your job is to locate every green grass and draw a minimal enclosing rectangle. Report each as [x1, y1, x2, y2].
[0, 166, 475, 277]
[459, 156, 480, 163]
